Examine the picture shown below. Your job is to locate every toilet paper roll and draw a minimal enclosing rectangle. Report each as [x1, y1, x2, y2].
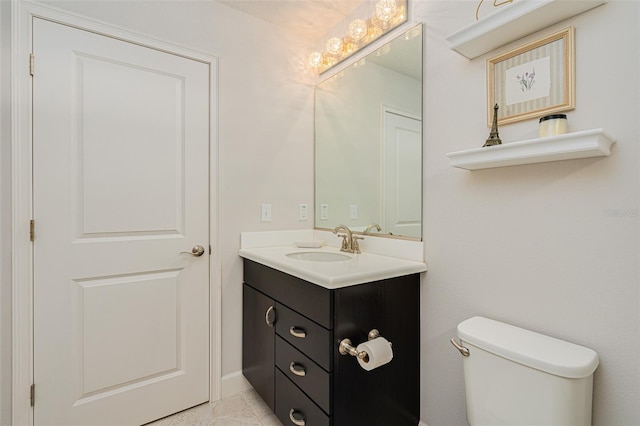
[356, 337, 393, 371]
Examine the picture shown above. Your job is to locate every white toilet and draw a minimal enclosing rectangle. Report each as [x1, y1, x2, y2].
[452, 316, 599, 425]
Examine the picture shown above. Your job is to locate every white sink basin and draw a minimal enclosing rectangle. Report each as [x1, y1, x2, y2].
[286, 251, 352, 262]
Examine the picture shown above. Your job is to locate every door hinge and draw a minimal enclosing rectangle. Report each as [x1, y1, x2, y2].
[30, 220, 35, 241]
[29, 53, 34, 76]
[30, 384, 35, 407]
[209, 245, 212, 255]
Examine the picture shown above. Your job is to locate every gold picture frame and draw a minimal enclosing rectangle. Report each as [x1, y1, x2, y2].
[487, 26, 575, 126]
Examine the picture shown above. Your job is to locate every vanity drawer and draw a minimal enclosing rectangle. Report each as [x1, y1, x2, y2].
[275, 369, 332, 426]
[275, 303, 332, 371]
[244, 260, 333, 328]
[276, 336, 332, 414]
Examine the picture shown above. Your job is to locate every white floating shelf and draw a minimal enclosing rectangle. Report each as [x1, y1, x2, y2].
[446, 0, 607, 59]
[446, 129, 616, 170]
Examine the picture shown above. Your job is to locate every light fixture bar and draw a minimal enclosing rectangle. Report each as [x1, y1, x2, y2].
[307, 0, 408, 74]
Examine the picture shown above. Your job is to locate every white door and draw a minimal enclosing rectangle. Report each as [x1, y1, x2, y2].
[32, 18, 210, 425]
[382, 111, 422, 238]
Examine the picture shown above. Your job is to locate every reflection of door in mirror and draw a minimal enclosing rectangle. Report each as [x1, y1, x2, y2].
[382, 109, 421, 238]
[314, 23, 423, 240]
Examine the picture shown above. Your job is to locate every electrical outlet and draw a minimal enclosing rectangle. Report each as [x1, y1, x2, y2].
[350, 204, 358, 220]
[320, 204, 329, 220]
[261, 204, 272, 222]
[299, 204, 308, 221]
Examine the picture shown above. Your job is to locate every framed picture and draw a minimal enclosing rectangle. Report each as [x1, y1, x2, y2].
[487, 26, 575, 126]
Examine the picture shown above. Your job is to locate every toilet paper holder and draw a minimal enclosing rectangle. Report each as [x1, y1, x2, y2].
[339, 329, 391, 359]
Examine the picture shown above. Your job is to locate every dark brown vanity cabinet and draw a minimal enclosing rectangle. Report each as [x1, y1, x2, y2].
[242, 259, 420, 426]
[242, 284, 276, 409]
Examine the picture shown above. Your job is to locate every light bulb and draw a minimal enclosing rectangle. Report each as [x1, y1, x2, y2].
[326, 37, 343, 55]
[375, 0, 398, 23]
[348, 19, 367, 42]
[391, 5, 406, 26]
[307, 52, 323, 68]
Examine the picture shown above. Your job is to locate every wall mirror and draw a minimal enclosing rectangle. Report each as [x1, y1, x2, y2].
[315, 23, 423, 240]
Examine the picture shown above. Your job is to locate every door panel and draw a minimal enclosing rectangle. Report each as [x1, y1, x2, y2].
[33, 18, 210, 425]
[78, 271, 180, 396]
[77, 54, 184, 236]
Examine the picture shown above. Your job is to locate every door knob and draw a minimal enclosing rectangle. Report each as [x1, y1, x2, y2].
[180, 245, 206, 257]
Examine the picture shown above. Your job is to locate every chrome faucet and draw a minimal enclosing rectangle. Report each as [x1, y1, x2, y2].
[332, 224, 364, 254]
[364, 223, 382, 234]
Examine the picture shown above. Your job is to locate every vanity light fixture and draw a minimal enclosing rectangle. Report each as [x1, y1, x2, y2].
[348, 19, 368, 42]
[307, 0, 407, 74]
[374, 0, 399, 26]
[307, 51, 324, 69]
[326, 37, 344, 55]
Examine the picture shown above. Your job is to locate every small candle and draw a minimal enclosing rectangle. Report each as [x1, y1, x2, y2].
[539, 114, 568, 137]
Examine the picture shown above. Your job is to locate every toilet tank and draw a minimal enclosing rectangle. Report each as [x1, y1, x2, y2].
[457, 317, 599, 426]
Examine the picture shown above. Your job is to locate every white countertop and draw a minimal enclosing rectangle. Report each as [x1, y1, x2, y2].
[239, 245, 427, 289]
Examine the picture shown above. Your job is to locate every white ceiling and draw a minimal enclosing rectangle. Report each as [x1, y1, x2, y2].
[215, 0, 366, 42]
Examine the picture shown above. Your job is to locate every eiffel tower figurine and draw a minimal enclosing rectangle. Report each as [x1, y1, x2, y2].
[483, 103, 502, 147]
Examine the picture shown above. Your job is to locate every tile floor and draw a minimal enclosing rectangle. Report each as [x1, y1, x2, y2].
[147, 389, 283, 426]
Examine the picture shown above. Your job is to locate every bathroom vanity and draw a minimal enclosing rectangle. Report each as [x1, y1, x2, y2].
[241, 254, 422, 426]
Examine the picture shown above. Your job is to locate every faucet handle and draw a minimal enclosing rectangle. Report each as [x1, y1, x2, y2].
[352, 235, 364, 254]
[336, 233, 349, 250]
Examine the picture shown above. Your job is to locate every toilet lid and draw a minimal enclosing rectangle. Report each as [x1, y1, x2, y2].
[457, 316, 599, 378]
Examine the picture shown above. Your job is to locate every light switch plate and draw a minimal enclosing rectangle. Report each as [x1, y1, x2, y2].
[261, 204, 272, 222]
[299, 204, 308, 221]
[320, 204, 329, 220]
[350, 204, 358, 220]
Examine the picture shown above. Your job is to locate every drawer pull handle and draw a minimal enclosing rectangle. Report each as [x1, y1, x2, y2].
[289, 326, 306, 338]
[265, 306, 276, 327]
[289, 409, 306, 426]
[289, 362, 306, 377]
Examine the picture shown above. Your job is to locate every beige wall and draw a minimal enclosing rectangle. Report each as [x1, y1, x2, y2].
[416, 1, 639, 424]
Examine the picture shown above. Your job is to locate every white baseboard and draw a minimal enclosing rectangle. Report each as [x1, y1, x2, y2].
[220, 370, 253, 399]
[418, 421, 429, 426]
